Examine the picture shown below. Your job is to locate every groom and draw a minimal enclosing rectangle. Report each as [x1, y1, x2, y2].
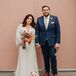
[35, 5, 60, 76]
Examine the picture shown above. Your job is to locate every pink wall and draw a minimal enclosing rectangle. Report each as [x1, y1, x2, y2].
[0, 0, 76, 71]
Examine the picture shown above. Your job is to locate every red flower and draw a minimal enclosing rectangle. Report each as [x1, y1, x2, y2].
[21, 31, 33, 49]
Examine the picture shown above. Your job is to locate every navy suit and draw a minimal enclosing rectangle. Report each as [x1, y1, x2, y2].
[35, 15, 60, 75]
[35, 15, 60, 46]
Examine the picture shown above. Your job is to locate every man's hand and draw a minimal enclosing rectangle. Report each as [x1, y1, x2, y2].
[35, 43, 41, 48]
[54, 43, 60, 51]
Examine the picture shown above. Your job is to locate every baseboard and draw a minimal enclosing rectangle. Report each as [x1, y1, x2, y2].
[0, 69, 15, 72]
[58, 69, 76, 72]
[39, 68, 76, 72]
[0, 68, 76, 72]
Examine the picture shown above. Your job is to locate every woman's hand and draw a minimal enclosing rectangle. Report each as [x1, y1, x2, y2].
[19, 41, 25, 47]
[32, 35, 35, 40]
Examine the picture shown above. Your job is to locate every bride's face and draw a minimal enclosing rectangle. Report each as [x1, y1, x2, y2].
[26, 16, 33, 25]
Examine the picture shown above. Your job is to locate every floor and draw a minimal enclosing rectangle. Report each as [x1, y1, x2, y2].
[0, 71, 76, 76]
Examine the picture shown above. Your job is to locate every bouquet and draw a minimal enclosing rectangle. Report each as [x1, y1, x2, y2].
[21, 31, 33, 49]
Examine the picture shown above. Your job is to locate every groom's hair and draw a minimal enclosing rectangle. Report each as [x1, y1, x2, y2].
[42, 5, 50, 10]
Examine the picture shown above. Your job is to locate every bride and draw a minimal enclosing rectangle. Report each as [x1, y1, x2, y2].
[15, 14, 39, 76]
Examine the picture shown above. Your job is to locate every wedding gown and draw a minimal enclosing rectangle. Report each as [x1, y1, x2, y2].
[15, 24, 39, 76]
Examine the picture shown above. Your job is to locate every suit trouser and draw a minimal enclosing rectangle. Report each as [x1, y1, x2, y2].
[41, 40, 57, 75]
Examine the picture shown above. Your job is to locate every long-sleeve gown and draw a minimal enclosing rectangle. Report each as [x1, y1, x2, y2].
[15, 24, 39, 76]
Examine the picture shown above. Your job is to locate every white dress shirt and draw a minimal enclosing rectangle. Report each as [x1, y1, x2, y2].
[44, 15, 50, 29]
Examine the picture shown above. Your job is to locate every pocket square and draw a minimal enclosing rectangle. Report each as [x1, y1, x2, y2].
[51, 22, 55, 24]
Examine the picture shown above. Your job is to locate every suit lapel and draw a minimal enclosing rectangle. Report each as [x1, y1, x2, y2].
[41, 15, 53, 30]
[41, 16, 46, 30]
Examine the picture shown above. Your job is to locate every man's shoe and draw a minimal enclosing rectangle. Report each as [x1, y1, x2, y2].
[43, 72, 49, 76]
[53, 74, 58, 76]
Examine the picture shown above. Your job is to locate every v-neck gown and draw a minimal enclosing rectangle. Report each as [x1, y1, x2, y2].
[15, 24, 39, 76]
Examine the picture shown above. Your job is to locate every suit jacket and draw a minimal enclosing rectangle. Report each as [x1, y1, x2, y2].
[35, 15, 60, 46]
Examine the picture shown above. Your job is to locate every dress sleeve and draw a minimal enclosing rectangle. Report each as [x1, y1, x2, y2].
[16, 24, 22, 47]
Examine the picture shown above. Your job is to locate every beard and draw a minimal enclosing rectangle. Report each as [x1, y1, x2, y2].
[43, 13, 50, 17]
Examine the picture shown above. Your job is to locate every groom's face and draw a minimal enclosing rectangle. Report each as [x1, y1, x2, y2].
[42, 7, 50, 17]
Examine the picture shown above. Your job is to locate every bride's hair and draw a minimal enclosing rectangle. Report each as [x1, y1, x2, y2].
[22, 14, 36, 28]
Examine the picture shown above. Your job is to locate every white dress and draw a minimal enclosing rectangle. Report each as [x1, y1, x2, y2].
[15, 24, 39, 76]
